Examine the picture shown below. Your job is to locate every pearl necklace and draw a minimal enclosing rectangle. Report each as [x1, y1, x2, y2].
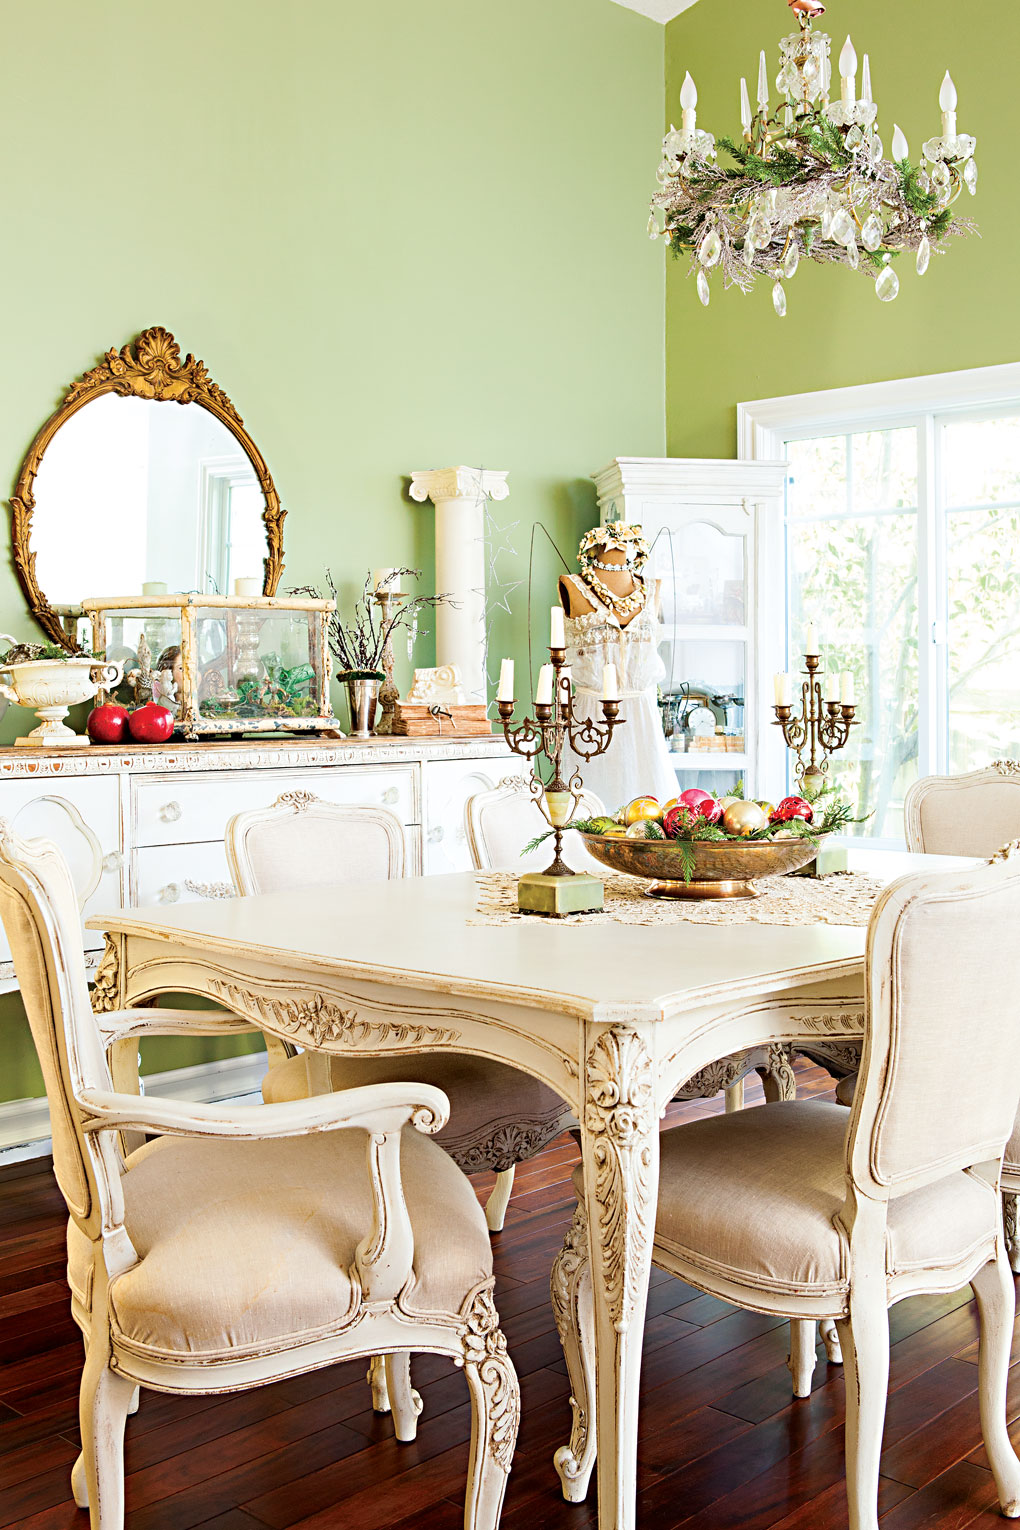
[579, 568, 646, 619]
[585, 555, 642, 573]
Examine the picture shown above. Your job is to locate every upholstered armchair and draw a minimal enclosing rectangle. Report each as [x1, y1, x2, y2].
[550, 850, 1020, 1530]
[227, 793, 573, 1235]
[0, 820, 518, 1530]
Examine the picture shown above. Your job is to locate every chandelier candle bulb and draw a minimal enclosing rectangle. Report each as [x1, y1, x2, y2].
[550, 605, 566, 650]
[774, 672, 792, 706]
[602, 662, 620, 702]
[892, 123, 909, 161]
[757, 49, 769, 111]
[861, 54, 873, 107]
[839, 36, 857, 107]
[497, 658, 514, 703]
[840, 671, 855, 706]
[680, 71, 698, 133]
[535, 665, 554, 706]
[740, 77, 752, 136]
[940, 71, 957, 137]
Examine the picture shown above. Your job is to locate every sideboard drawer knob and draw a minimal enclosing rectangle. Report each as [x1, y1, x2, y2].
[158, 883, 181, 904]
[382, 787, 399, 806]
[159, 801, 183, 823]
[101, 852, 123, 874]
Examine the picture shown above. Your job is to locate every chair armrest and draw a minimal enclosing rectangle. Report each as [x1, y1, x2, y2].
[77, 1080, 450, 1141]
[95, 1007, 259, 1046]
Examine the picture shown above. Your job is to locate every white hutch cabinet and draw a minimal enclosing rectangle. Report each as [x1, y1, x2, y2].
[593, 457, 788, 803]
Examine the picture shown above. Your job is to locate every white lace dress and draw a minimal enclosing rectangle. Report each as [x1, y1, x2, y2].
[562, 575, 677, 813]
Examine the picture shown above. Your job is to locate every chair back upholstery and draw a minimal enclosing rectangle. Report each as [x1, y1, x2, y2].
[226, 793, 405, 896]
[0, 822, 114, 1234]
[847, 849, 1020, 1200]
[904, 764, 1020, 857]
[465, 779, 606, 873]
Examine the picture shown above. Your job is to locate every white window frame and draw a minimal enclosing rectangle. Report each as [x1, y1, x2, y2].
[739, 362, 1020, 840]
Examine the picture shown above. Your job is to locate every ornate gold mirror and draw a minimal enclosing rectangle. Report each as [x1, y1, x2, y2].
[9, 326, 286, 649]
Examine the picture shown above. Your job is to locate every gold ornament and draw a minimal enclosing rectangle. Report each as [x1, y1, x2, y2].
[721, 800, 768, 837]
[624, 796, 662, 826]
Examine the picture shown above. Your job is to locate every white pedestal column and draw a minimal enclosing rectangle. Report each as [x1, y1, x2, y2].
[409, 466, 510, 704]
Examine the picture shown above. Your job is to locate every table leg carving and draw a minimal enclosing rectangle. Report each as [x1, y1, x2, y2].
[1003, 1193, 1020, 1275]
[551, 1199, 596, 1502]
[90, 934, 122, 1014]
[582, 1023, 658, 1530]
[758, 1042, 797, 1103]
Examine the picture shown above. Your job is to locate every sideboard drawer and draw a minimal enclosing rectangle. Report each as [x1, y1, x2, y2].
[132, 767, 419, 848]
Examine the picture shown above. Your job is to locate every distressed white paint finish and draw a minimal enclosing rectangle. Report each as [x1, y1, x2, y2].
[409, 467, 509, 705]
[94, 847, 967, 1530]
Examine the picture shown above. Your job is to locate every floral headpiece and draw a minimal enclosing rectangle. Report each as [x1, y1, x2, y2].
[578, 523, 650, 570]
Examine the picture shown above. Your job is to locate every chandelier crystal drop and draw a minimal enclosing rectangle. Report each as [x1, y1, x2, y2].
[651, 0, 977, 314]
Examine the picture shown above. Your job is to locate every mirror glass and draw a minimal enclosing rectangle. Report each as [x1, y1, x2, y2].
[31, 394, 268, 604]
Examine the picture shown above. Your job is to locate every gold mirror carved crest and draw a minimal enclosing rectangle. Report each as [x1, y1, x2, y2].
[9, 326, 287, 649]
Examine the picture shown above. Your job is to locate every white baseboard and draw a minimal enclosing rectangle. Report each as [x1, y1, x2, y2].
[0, 1051, 269, 1166]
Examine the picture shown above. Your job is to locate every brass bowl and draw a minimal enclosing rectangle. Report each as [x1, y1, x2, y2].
[577, 831, 826, 899]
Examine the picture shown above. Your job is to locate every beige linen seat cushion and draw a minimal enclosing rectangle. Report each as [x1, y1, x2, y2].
[580, 1101, 996, 1302]
[68, 1126, 491, 1364]
[264, 1052, 570, 1171]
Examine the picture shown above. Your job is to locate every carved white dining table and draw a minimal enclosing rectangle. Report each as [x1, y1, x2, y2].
[87, 849, 964, 1530]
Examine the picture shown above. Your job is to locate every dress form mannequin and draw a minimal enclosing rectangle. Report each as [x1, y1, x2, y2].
[558, 527, 676, 811]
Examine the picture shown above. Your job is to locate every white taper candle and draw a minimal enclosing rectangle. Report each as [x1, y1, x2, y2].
[602, 662, 619, 702]
[774, 672, 792, 706]
[840, 670, 855, 705]
[497, 658, 514, 702]
[535, 665, 554, 705]
[550, 605, 566, 649]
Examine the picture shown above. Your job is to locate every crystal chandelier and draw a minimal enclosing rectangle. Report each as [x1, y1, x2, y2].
[650, 0, 978, 314]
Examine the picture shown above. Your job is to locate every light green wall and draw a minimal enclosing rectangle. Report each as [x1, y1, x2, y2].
[0, 0, 665, 1103]
[664, 0, 1010, 456]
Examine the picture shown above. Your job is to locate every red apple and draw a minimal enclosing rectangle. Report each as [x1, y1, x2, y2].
[127, 703, 175, 743]
[86, 704, 130, 744]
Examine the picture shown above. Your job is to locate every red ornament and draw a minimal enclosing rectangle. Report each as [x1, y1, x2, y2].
[127, 703, 175, 743]
[771, 795, 814, 825]
[86, 704, 130, 744]
[695, 796, 723, 824]
[663, 804, 699, 839]
[679, 788, 713, 811]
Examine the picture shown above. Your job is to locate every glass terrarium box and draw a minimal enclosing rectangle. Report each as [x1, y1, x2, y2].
[83, 594, 340, 739]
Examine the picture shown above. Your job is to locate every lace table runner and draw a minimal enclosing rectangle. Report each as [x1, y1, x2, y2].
[470, 869, 887, 928]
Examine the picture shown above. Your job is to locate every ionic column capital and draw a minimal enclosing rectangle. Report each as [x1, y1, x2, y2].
[409, 466, 510, 505]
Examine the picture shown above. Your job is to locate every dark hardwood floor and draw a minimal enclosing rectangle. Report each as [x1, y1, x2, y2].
[1, 1062, 1016, 1529]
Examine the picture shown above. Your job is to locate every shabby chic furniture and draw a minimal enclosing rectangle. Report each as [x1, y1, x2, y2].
[0, 736, 520, 1157]
[10, 326, 286, 649]
[228, 792, 572, 1233]
[88, 847, 942, 1530]
[550, 850, 1020, 1530]
[592, 457, 788, 800]
[0, 823, 519, 1530]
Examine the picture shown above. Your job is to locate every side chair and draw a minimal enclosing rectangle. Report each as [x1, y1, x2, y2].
[226, 792, 573, 1237]
[0, 819, 518, 1530]
[550, 847, 1020, 1530]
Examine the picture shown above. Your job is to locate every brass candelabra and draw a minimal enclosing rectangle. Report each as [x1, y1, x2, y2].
[372, 587, 406, 735]
[773, 651, 858, 800]
[497, 644, 622, 915]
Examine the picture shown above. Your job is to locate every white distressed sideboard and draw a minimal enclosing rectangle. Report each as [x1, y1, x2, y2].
[0, 736, 521, 991]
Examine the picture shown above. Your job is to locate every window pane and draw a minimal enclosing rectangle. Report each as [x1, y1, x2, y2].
[943, 416, 1020, 508]
[946, 503, 1020, 771]
[786, 426, 919, 839]
[654, 521, 745, 626]
[851, 429, 917, 513]
[786, 435, 846, 520]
